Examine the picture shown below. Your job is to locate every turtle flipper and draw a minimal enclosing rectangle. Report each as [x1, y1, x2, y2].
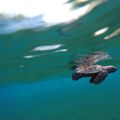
[93, 70, 108, 84]
[89, 74, 97, 83]
[72, 73, 83, 81]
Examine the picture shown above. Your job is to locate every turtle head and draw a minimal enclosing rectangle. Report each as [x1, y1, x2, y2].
[70, 65, 78, 71]
[105, 66, 117, 73]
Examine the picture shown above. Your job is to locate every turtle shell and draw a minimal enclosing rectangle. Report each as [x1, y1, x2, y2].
[76, 65, 103, 74]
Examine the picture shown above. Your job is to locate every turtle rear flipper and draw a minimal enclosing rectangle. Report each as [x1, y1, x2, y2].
[93, 70, 108, 84]
[89, 74, 98, 83]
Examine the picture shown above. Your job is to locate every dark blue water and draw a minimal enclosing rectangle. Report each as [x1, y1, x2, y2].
[0, 0, 120, 120]
[1, 72, 120, 120]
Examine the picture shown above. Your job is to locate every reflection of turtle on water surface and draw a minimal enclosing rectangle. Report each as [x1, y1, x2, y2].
[71, 52, 117, 84]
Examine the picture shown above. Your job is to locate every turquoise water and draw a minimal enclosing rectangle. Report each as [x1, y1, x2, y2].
[0, 0, 120, 120]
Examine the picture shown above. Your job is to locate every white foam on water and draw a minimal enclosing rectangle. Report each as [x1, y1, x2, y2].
[24, 55, 40, 59]
[94, 27, 109, 36]
[104, 28, 120, 40]
[54, 49, 68, 52]
[33, 44, 62, 51]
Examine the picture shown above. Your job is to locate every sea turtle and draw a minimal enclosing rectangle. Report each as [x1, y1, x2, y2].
[72, 64, 117, 84]
[71, 52, 117, 84]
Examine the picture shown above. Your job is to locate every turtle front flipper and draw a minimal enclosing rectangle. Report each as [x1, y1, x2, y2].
[93, 70, 108, 84]
[72, 73, 83, 81]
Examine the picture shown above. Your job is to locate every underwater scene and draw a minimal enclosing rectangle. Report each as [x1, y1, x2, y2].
[0, 0, 120, 120]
